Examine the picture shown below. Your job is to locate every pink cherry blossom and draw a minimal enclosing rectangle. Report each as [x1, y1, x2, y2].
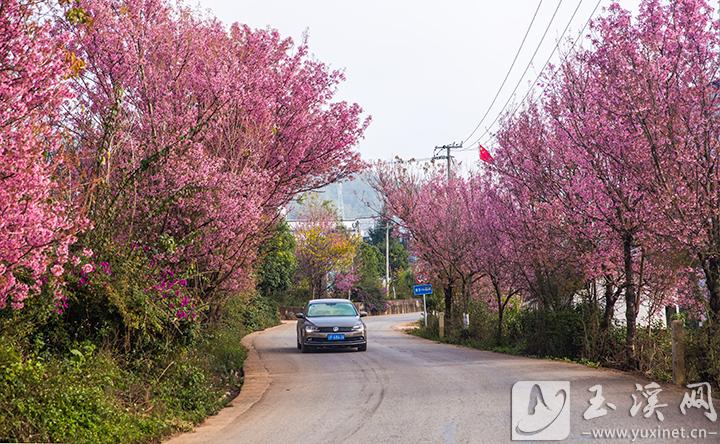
[0, 0, 85, 309]
[55, 0, 367, 311]
[51, 265, 64, 278]
[375, 0, 720, 366]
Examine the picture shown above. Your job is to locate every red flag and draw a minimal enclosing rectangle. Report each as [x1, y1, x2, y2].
[479, 144, 494, 163]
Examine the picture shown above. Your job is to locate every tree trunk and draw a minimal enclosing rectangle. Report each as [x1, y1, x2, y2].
[601, 278, 616, 332]
[492, 277, 504, 344]
[208, 302, 223, 323]
[623, 232, 638, 369]
[444, 281, 453, 327]
[312, 274, 324, 299]
[497, 303, 504, 345]
[460, 278, 469, 318]
[701, 255, 720, 322]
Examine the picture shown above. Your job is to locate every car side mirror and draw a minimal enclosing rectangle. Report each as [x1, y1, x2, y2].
[295, 313, 305, 319]
[359, 311, 368, 317]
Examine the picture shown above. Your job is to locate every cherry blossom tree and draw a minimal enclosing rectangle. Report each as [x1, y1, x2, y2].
[59, 0, 368, 312]
[491, 105, 588, 313]
[619, 0, 720, 321]
[0, 0, 84, 309]
[488, 0, 720, 364]
[466, 176, 524, 341]
[374, 163, 482, 326]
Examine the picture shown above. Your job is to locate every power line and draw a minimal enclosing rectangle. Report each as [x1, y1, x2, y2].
[461, 0, 564, 151]
[464, 0, 603, 152]
[461, 1, 543, 145]
[504, 0, 600, 123]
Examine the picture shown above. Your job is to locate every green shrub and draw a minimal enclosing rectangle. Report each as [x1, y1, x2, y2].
[635, 324, 673, 382]
[513, 308, 585, 358]
[281, 284, 312, 306]
[0, 295, 279, 443]
[686, 322, 720, 389]
[409, 297, 719, 391]
[0, 340, 162, 444]
[203, 294, 278, 378]
[466, 299, 499, 347]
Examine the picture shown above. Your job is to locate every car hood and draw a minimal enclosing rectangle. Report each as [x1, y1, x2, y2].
[305, 316, 360, 327]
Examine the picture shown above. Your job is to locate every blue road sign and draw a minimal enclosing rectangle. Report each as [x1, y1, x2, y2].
[413, 284, 433, 296]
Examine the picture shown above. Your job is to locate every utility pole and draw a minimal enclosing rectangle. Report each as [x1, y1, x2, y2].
[337, 181, 345, 220]
[385, 223, 391, 299]
[433, 142, 462, 181]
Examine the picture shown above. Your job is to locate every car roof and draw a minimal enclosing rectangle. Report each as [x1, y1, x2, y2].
[307, 298, 354, 304]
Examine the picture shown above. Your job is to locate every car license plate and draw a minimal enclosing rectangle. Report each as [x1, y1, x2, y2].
[327, 333, 345, 341]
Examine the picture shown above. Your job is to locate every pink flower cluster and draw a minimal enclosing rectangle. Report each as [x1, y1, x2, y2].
[0, 0, 85, 310]
[150, 271, 197, 321]
[58, 0, 368, 304]
[2, 0, 368, 313]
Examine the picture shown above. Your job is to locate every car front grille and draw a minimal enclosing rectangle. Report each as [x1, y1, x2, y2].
[318, 326, 353, 333]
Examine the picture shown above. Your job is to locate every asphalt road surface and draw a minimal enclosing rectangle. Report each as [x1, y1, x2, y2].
[170, 313, 719, 443]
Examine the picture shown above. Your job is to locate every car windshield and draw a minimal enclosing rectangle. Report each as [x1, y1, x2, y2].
[306, 302, 357, 317]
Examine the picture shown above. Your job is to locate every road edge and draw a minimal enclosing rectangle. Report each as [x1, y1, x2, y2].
[396, 321, 680, 385]
[164, 321, 288, 443]
[391, 320, 420, 332]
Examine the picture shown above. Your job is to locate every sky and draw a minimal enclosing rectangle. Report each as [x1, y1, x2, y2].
[194, 0, 641, 171]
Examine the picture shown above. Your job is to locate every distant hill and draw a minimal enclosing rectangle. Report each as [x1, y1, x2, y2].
[286, 173, 381, 221]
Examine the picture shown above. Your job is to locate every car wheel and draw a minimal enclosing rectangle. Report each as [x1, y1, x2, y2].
[296, 337, 301, 350]
[357, 343, 367, 352]
[300, 343, 313, 353]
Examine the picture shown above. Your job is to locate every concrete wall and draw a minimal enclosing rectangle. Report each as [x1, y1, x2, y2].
[361, 299, 423, 316]
[612, 295, 668, 328]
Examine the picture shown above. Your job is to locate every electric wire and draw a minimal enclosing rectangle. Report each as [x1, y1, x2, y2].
[461, 1, 543, 145]
[459, 0, 565, 151]
[462, 0, 604, 152]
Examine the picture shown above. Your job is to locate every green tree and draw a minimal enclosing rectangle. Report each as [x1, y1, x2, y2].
[353, 242, 386, 312]
[357, 243, 383, 280]
[395, 267, 416, 299]
[294, 198, 359, 298]
[367, 222, 409, 273]
[257, 221, 297, 302]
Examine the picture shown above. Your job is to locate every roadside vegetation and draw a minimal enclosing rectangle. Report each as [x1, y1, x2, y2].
[0, 0, 366, 442]
[0, 295, 278, 443]
[411, 299, 720, 386]
[377, 0, 720, 390]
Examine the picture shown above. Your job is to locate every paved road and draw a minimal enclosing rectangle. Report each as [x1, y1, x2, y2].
[172, 313, 719, 443]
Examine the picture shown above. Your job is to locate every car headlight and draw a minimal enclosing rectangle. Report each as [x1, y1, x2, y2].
[352, 323, 364, 331]
[304, 324, 319, 333]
